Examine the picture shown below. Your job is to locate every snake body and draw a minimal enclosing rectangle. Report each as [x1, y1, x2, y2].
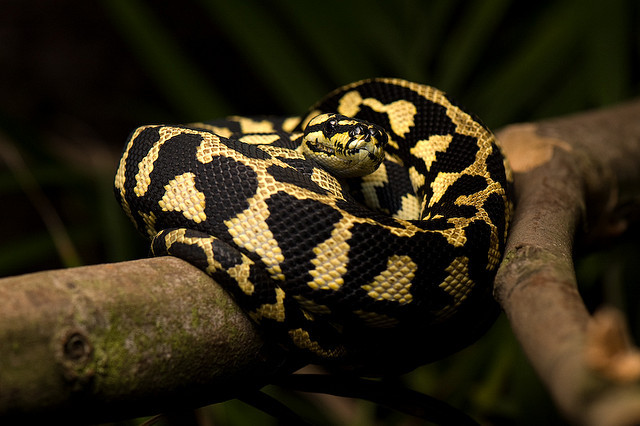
[115, 78, 512, 373]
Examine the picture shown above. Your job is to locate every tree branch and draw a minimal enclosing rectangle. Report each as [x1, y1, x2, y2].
[1, 101, 640, 424]
[495, 100, 640, 426]
[0, 257, 286, 424]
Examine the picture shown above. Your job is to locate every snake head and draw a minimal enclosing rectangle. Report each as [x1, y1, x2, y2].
[301, 113, 388, 178]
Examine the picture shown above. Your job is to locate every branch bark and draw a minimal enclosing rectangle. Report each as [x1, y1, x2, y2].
[0, 257, 285, 424]
[495, 100, 640, 426]
[1, 100, 640, 424]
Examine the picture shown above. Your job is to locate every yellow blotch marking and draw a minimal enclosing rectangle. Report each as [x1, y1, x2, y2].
[282, 116, 301, 132]
[251, 287, 286, 322]
[133, 126, 193, 197]
[440, 225, 468, 248]
[361, 255, 416, 304]
[436, 256, 474, 319]
[162, 228, 221, 276]
[307, 220, 352, 291]
[359, 163, 388, 211]
[115, 126, 142, 194]
[226, 257, 255, 295]
[441, 96, 489, 141]
[429, 171, 462, 207]
[381, 78, 490, 143]
[288, 328, 343, 359]
[133, 141, 161, 197]
[353, 309, 399, 328]
[138, 210, 158, 238]
[337, 90, 417, 137]
[309, 167, 344, 198]
[224, 202, 285, 281]
[337, 91, 364, 116]
[256, 142, 305, 161]
[410, 135, 453, 172]
[231, 116, 276, 133]
[188, 122, 234, 138]
[158, 172, 207, 224]
[408, 166, 426, 191]
[194, 133, 224, 164]
[455, 181, 506, 269]
[239, 134, 282, 145]
[162, 228, 257, 295]
[395, 194, 422, 220]
[115, 126, 149, 223]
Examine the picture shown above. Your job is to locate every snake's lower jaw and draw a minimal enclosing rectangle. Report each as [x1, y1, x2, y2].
[353, 147, 381, 169]
[302, 141, 379, 177]
[348, 141, 379, 159]
[365, 145, 383, 162]
[323, 149, 379, 178]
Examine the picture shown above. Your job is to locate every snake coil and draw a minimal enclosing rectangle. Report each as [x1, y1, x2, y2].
[115, 78, 513, 374]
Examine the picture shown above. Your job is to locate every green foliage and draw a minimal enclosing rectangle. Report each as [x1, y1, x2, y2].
[1, 0, 638, 424]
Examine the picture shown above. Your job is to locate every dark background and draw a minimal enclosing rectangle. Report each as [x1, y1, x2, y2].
[1, 1, 639, 424]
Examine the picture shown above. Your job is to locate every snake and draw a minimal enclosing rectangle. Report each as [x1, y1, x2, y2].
[114, 78, 513, 374]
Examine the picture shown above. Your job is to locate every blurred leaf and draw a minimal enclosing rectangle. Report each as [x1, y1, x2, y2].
[101, 0, 230, 120]
[197, 0, 326, 112]
[272, 0, 380, 84]
[436, 0, 511, 93]
[470, 0, 588, 126]
[584, 0, 630, 105]
[401, 0, 461, 82]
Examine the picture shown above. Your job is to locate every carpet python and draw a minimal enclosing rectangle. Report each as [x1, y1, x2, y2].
[115, 78, 513, 374]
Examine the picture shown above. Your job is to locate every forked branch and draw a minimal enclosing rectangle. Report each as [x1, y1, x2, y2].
[495, 100, 640, 426]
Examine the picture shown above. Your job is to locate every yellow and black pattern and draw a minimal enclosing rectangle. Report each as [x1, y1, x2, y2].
[115, 78, 513, 373]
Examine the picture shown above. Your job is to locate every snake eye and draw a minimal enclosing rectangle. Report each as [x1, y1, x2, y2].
[349, 126, 363, 137]
[326, 118, 338, 130]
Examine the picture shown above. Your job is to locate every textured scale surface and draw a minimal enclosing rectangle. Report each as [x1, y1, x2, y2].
[115, 78, 513, 374]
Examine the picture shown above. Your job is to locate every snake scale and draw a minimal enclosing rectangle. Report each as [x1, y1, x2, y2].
[115, 78, 513, 374]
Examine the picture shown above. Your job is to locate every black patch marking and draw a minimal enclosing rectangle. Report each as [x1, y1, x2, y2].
[264, 191, 343, 284]
[136, 132, 261, 236]
[334, 198, 404, 228]
[427, 174, 488, 220]
[266, 162, 330, 196]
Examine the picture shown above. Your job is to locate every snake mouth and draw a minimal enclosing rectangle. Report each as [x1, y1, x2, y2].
[305, 139, 368, 160]
[311, 141, 378, 164]
[309, 135, 383, 169]
[305, 138, 335, 156]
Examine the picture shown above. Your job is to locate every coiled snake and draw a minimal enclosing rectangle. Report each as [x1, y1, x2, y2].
[115, 78, 512, 374]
